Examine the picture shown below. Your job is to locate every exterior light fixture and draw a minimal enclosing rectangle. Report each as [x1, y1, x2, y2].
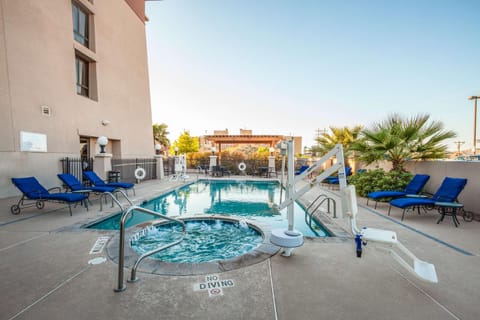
[174, 146, 179, 156]
[269, 147, 275, 156]
[155, 144, 162, 155]
[469, 96, 479, 155]
[211, 146, 216, 155]
[97, 136, 108, 153]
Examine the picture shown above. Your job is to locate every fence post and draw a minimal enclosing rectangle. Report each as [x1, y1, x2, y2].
[93, 153, 113, 180]
[155, 155, 164, 180]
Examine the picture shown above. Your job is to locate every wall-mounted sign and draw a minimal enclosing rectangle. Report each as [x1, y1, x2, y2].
[20, 131, 47, 152]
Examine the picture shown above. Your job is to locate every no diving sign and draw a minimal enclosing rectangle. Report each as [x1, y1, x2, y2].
[193, 274, 235, 297]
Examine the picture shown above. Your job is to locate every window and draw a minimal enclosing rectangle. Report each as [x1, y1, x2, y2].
[75, 55, 89, 97]
[72, 2, 89, 47]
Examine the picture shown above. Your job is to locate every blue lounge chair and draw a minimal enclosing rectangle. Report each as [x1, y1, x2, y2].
[58, 173, 118, 210]
[11, 177, 88, 216]
[295, 165, 309, 175]
[389, 177, 467, 223]
[83, 171, 135, 195]
[367, 174, 430, 209]
[324, 166, 352, 184]
[58, 173, 117, 194]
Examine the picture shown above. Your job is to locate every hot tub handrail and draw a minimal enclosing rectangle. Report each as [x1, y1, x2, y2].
[128, 207, 186, 283]
[115, 205, 186, 292]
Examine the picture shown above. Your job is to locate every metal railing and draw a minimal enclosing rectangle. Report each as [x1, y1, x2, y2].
[305, 194, 337, 227]
[111, 158, 157, 183]
[103, 191, 186, 292]
[60, 157, 94, 185]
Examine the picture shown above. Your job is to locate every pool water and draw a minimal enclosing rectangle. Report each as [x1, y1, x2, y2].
[88, 180, 329, 237]
[130, 219, 263, 263]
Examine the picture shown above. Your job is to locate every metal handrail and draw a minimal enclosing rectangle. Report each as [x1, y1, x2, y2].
[114, 205, 186, 292]
[305, 194, 337, 227]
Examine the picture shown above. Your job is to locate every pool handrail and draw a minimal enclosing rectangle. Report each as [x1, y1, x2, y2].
[128, 207, 186, 283]
[305, 194, 337, 226]
[114, 204, 186, 292]
[103, 190, 134, 212]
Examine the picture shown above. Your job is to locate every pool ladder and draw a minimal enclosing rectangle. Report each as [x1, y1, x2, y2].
[103, 191, 186, 292]
[305, 194, 337, 228]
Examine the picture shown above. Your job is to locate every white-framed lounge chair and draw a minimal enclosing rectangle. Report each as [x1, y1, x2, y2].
[343, 185, 438, 283]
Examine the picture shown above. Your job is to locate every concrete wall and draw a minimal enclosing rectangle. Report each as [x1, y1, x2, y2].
[405, 161, 480, 214]
[0, 0, 153, 198]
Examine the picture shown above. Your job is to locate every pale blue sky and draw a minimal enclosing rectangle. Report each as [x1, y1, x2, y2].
[146, 0, 480, 151]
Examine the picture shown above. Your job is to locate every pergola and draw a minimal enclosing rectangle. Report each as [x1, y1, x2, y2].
[203, 134, 284, 156]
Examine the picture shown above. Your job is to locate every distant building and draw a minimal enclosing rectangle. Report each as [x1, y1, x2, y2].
[0, 0, 153, 198]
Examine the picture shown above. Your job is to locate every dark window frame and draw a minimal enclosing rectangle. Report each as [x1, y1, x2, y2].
[75, 55, 89, 97]
[72, 2, 89, 47]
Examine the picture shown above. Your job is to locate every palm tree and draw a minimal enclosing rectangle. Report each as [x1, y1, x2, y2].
[312, 125, 363, 158]
[352, 114, 456, 172]
[152, 123, 170, 149]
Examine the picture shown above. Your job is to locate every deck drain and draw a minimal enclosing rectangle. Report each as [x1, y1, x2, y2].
[89, 236, 110, 255]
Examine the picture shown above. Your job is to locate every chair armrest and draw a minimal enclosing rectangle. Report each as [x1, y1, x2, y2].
[48, 186, 62, 193]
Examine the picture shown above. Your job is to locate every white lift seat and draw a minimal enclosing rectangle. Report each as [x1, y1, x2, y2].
[344, 185, 438, 284]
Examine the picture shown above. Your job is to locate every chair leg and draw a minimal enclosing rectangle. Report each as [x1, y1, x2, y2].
[68, 204, 73, 216]
[401, 209, 406, 221]
[374, 201, 378, 210]
[388, 206, 392, 216]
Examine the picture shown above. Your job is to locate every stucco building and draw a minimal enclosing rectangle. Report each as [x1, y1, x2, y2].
[0, 0, 154, 198]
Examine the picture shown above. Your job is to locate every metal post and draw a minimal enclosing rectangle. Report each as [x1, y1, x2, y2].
[469, 96, 479, 155]
[286, 140, 295, 232]
[474, 98, 477, 155]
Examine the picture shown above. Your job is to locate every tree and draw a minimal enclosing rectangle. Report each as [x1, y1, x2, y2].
[312, 125, 363, 158]
[352, 114, 456, 172]
[171, 130, 200, 154]
[152, 123, 170, 148]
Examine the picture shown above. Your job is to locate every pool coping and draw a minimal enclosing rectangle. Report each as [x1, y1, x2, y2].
[106, 215, 281, 276]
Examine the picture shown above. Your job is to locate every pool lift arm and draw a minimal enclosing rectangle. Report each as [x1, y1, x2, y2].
[271, 142, 348, 256]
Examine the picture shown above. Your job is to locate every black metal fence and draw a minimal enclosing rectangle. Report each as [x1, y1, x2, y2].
[60, 157, 94, 184]
[163, 157, 175, 177]
[111, 158, 157, 183]
[184, 158, 287, 176]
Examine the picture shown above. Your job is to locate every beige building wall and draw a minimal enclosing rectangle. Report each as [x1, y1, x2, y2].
[0, 0, 153, 198]
[405, 160, 480, 215]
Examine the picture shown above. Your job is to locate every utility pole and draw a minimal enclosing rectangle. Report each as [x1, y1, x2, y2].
[469, 96, 479, 155]
[454, 141, 465, 156]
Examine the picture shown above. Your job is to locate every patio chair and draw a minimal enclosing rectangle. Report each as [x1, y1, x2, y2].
[389, 177, 467, 223]
[10, 177, 88, 216]
[57, 173, 118, 210]
[324, 166, 352, 184]
[367, 174, 430, 209]
[83, 171, 135, 196]
[343, 185, 438, 283]
[295, 165, 309, 175]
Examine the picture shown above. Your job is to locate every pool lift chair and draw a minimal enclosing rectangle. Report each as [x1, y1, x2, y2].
[271, 142, 349, 256]
[343, 184, 438, 283]
[170, 154, 189, 182]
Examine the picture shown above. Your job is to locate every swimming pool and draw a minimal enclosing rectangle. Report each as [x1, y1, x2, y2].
[87, 180, 330, 237]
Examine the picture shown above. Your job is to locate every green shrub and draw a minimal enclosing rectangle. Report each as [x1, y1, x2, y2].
[349, 169, 413, 198]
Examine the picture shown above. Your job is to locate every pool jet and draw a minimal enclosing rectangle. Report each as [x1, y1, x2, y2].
[270, 141, 348, 256]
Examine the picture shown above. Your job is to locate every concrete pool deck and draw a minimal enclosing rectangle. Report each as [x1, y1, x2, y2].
[0, 176, 479, 320]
